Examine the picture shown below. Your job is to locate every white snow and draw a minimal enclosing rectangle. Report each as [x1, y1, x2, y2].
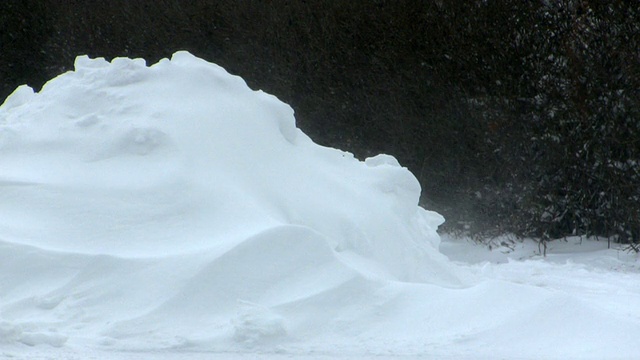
[1, 52, 639, 359]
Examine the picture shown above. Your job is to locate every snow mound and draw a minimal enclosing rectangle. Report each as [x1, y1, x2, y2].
[0, 52, 465, 351]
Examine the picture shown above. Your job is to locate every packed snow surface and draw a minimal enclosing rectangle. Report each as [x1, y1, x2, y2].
[1, 52, 639, 359]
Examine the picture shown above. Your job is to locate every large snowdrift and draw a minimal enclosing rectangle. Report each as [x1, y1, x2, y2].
[0, 51, 461, 349]
[1, 52, 639, 359]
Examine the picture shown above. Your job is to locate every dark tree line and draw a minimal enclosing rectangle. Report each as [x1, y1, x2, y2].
[1, 0, 638, 248]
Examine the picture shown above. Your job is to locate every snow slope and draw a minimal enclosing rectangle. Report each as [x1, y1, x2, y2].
[1, 52, 639, 359]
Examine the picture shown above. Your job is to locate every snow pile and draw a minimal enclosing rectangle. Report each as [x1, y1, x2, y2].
[0, 52, 462, 351]
[1, 52, 639, 360]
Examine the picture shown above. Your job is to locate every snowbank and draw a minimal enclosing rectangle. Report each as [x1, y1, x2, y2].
[0, 51, 462, 350]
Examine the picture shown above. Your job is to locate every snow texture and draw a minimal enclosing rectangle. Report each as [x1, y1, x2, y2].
[1, 52, 639, 359]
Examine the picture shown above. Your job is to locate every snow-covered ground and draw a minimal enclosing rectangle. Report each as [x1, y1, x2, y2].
[1, 52, 639, 359]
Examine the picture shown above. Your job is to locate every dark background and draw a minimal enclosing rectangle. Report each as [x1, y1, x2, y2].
[2, 0, 639, 246]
